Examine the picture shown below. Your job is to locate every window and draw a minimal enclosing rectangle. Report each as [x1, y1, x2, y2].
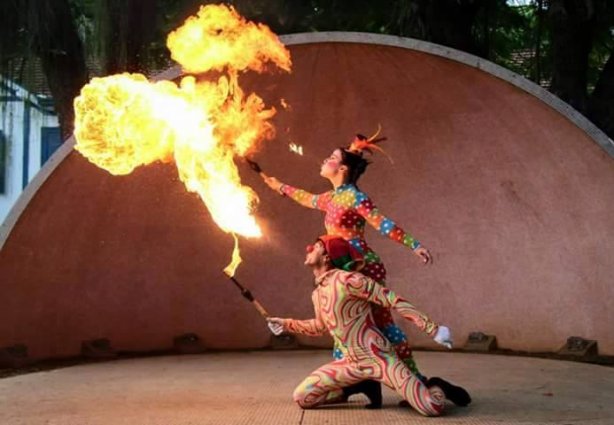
[0, 130, 6, 194]
[41, 127, 62, 165]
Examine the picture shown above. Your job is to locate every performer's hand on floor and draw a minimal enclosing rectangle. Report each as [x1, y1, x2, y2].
[413, 246, 433, 265]
[267, 317, 285, 336]
[433, 325, 453, 349]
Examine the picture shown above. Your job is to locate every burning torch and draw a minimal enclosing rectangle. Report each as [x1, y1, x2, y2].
[224, 269, 285, 335]
[245, 158, 265, 177]
[222, 230, 281, 334]
[222, 231, 270, 319]
[225, 274, 269, 318]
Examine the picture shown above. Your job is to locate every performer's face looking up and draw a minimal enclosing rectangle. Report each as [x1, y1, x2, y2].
[320, 149, 348, 180]
[304, 240, 330, 268]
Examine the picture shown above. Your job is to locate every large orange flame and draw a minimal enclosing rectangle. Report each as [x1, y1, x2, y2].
[167, 4, 291, 74]
[74, 4, 291, 275]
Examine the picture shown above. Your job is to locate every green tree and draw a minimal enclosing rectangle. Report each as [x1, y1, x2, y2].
[0, 0, 88, 140]
[1, 0, 613, 140]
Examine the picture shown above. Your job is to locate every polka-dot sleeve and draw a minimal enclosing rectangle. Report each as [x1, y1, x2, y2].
[281, 184, 331, 211]
[354, 191, 421, 250]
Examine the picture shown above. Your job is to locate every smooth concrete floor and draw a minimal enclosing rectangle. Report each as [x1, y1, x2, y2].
[1, 350, 613, 425]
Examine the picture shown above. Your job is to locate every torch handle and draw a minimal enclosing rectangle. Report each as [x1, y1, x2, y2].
[244, 159, 270, 182]
[251, 300, 270, 318]
[228, 276, 270, 318]
[245, 158, 264, 176]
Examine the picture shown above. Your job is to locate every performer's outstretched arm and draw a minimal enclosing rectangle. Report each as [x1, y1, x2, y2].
[344, 272, 439, 337]
[280, 184, 330, 210]
[282, 316, 327, 336]
[354, 192, 421, 250]
[262, 175, 330, 210]
[269, 296, 327, 336]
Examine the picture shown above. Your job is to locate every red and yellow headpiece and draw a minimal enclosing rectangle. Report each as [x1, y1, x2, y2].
[347, 125, 393, 163]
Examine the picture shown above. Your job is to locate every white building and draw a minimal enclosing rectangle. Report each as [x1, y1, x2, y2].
[1, 78, 62, 223]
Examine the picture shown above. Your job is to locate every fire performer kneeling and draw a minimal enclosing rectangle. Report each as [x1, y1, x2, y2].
[267, 236, 469, 415]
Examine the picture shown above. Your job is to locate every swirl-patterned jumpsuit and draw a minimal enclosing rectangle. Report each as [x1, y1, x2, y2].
[282, 269, 445, 416]
[281, 183, 423, 376]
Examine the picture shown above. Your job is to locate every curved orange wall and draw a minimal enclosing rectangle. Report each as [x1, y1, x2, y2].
[1, 42, 613, 359]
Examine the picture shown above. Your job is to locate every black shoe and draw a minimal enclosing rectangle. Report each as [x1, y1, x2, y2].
[426, 377, 471, 406]
[342, 380, 383, 409]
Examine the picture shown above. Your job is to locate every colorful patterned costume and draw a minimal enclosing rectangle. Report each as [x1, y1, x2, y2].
[281, 183, 423, 376]
[282, 269, 445, 416]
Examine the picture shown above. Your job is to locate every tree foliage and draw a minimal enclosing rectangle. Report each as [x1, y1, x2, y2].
[1, 0, 613, 140]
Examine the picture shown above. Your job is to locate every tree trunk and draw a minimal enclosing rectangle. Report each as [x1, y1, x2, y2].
[588, 51, 614, 139]
[100, 0, 123, 74]
[32, 0, 89, 140]
[547, 0, 595, 112]
[533, 0, 544, 84]
[426, 0, 482, 54]
[404, 0, 483, 55]
[125, 0, 157, 73]
[99, 0, 157, 74]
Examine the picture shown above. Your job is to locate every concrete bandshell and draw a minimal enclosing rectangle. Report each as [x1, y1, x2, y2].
[1, 32, 613, 359]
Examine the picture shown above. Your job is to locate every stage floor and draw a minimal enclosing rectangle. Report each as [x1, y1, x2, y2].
[1, 350, 613, 424]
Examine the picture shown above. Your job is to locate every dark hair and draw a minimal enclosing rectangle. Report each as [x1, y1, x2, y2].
[339, 147, 370, 185]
